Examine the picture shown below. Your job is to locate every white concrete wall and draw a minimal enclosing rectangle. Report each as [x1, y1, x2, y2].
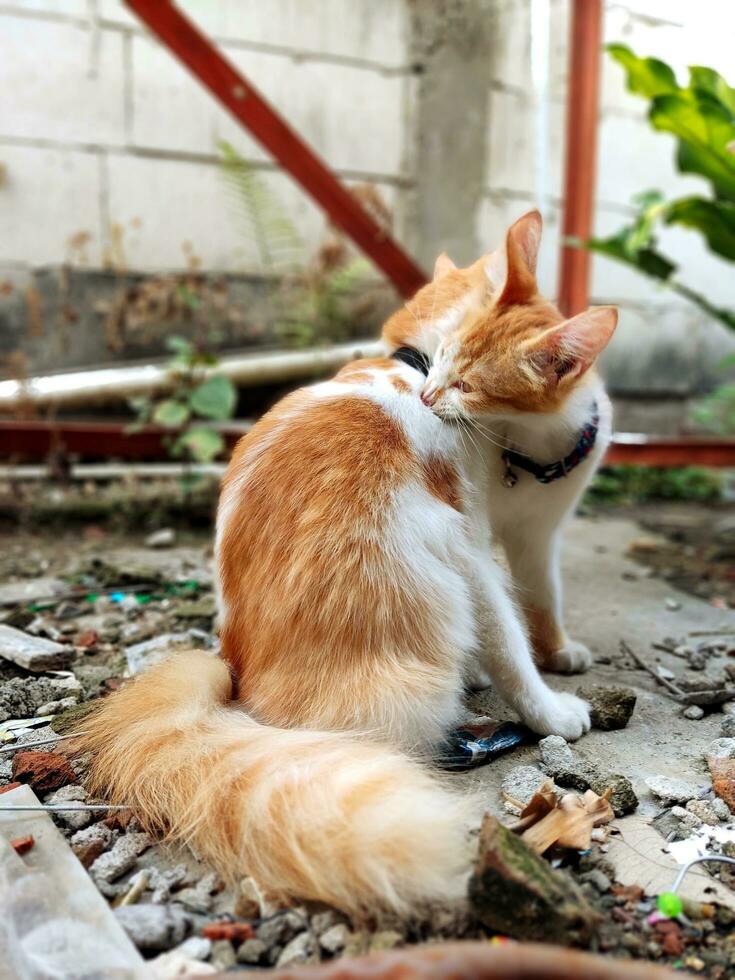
[0, 0, 411, 277]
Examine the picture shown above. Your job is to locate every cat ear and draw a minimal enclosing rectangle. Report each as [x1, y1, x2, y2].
[486, 210, 543, 307]
[432, 252, 457, 280]
[526, 306, 618, 384]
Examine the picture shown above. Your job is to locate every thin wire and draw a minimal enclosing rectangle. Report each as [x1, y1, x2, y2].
[0, 731, 89, 754]
[671, 854, 735, 893]
[0, 804, 130, 812]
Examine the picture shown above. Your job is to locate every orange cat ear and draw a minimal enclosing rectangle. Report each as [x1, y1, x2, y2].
[526, 306, 618, 384]
[486, 210, 543, 307]
[432, 252, 457, 280]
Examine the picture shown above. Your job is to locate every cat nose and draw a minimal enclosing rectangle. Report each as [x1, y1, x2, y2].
[421, 385, 438, 407]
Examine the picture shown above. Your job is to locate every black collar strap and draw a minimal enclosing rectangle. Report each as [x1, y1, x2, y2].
[392, 346, 431, 377]
[501, 403, 600, 487]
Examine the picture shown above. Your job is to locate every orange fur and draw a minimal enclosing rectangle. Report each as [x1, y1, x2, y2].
[526, 606, 566, 668]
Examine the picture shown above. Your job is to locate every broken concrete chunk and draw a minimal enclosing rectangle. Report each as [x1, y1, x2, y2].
[256, 911, 308, 948]
[125, 632, 205, 675]
[576, 685, 636, 730]
[237, 938, 269, 964]
[686, 799, 722, 825]
[44, 784, 91, 830]
[586, 772, 638, 817]
[0, 624, 72, 672]
[468, 814, 598, 945]
[318, 923, 351, 954]
[71, 821, 116, 867]
[0, 577, 67, 606]
[90, 831, 152, 883]
[721, 715, 735, 737]
[538, 736, 587, 789]
[114, 904, 191, 954]
[683, 705, 705, 720]
[645, 775, 703, 806]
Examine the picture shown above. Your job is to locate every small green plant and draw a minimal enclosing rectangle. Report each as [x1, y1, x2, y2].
[585, 465, 723, 506]
[219, 140, 372, 347]
[130, 336, 237, 463]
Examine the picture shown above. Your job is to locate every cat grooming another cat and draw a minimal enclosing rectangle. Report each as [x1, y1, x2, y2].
[77, 211, 617, 917]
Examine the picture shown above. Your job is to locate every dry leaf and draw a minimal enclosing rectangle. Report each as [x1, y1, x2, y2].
[518, 787, 614, 855]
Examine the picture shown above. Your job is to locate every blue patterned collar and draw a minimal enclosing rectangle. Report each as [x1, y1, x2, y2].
[501, 403, 600, 487]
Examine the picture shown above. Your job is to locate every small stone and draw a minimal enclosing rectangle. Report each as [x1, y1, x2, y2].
[712, 797, 731, 821]
[125, 633, 198, 675]
[319, 923, 350, 954]
[145, 528, 176, 549]
[580, 869, 611, 893]
[237, 938, 268, 964]
[707, 738, 735, 760]
[35, 696, 78, 717]
[671, 805, 703, 830]
[469, 814, 598, 944]
[174, 871, 220, 913]
[665, 598, 682, 611]
[501, 766, 550, 809]
[115, 904, 191, 954]
[721, 716, 735, 737]
[44, 783, 91, 830]
[722, 701, 735, 717]
[0, 624, 72, 672]
[257, 911, 307, 948]
[587, 772, 638, 817]
[11, 834, 34, 854]
[683, 705, 705, 720]
[576, 686, 636, 731]
[148, 865, 188, 904]
[369, 931, 403, 952]
[11, 750, 77, 793]
[171, 937, 211, 961]
[90, 831, 152, 883]
[538, 736, 587, 788]
[276, 931, 319, 967]
[310, 910, 347, 937]
[71, 821, 115, 866]
[687, 800, 721, 825]
[645, 776, 702, 806]
[210, 939, 237, 970]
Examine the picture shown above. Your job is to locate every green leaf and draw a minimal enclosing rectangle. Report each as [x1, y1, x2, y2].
[166, 336, 194, 357]
[607, 44, 678, 98]
[665, 196, 735, 260]
[689, 66, 735, 119]
[188, 375, 237, 420]
[152, 399, 190, 427]
[650, 94, 735, 200]
[176, 427, 225, 462]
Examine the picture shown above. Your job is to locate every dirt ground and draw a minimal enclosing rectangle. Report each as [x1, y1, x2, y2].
[1, 502, 734, 975]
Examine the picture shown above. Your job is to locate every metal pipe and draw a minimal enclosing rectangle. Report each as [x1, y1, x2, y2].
[0, 339, 384, 411]
[557, 0, 604, 316]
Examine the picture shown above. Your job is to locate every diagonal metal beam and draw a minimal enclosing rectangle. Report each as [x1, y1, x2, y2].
[124, 0, 427, 298]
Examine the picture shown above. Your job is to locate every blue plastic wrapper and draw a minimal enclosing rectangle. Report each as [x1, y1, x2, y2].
[437, 720, 537, 771]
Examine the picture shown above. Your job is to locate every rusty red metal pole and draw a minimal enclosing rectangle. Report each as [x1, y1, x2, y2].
[557, 0, 604, 317]
[124, 0, 427, 298]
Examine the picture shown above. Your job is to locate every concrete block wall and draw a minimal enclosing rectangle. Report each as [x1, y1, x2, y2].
[0, 0, 412, 281]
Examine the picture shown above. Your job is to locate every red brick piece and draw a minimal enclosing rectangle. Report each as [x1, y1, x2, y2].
[11, 751, 77, 793]
[11, 835, 35, 855]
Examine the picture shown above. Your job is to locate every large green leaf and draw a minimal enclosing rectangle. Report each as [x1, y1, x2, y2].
[189, 375, 237, 420]
[689, 66, 735, 119]
[585, 232, 676, 282]
[176, 427, 225, 463]
[650, 94, 735, 200]
[607, 44, 678, 98]
[152, 399, 190, 427]
[665, 196, 735, 260]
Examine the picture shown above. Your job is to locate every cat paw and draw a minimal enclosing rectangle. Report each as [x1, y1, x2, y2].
[525, 691, 591, 741]
[543, 640, 593, 675]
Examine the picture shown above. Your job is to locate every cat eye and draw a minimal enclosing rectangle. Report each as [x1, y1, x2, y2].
[451, 380, 472, 393]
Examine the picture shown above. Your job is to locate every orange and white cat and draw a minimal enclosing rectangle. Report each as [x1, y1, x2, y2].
[78, 211, 617, 918]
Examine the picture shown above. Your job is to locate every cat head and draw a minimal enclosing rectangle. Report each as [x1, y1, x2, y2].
[415, 211, 617, 419]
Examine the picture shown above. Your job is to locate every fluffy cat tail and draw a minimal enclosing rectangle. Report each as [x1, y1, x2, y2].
[76, 651, 471, 915]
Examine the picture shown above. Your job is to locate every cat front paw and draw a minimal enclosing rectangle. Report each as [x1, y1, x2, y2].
[543, 640, 593, 675]
[525, 691, 591, 741]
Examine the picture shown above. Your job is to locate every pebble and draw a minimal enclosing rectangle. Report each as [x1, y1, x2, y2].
[665, 597, 682, 611]
[148, 864, 188, 903]
[706, 738, 735, 760]
[721, 716, 735, 737]
[115, 903, 191, 953]
[645, 776, 702, 806]
[276, 931, 319, 967]
[683, 705, 705, 720]
[501, 765, 550, 810]
[723, 702, 735, 717]
[174, 871, 220, 913]
[237, 938, 268, 964]
[319, 923, 351, 954]
[712, 797, 731, 821]
[90, 831, 152, 883]
[576, 685, 636, 730]
[538, 736, 586, 786]
[580, 869, 612, 893]
[257, 911, 308, 948]
[235, 875, 281, 920]
[210, 939, 237, 970]
[146, 528, 176, 549]
[170, 937, 211, 961]
[310, 909, 347, 937]
[44, 783, 91, 830]
[671, 805, 703, 830]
